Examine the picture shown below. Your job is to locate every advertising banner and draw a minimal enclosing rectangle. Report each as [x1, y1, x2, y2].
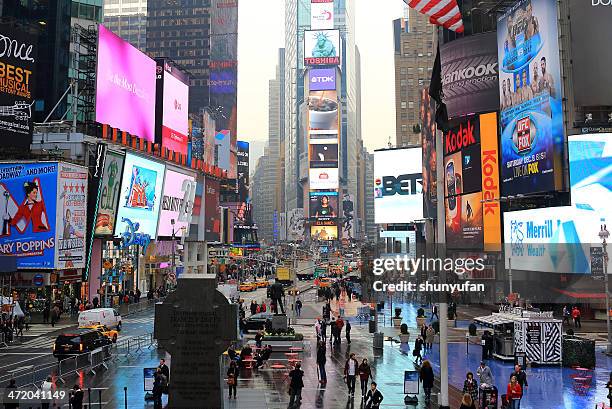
[215, 130, 231, 171]
[94, 151, 124, 236]
[497, 0, 564, 196]
[341, 193, 355, 240]
[445, 191, 484, 249]
[308, 68, 336, 91]
[311, 0, 334, 30]
[309, 143, 338, 168]
[444, 117, 482, 197]
[56, 163, 88, 269]
[421, 88, 437, 220]
[157, 168, 196, 237]
[309, 168, 339, 190]
[503, 133, 612, 273]
[156, 60, 189, 155]
[209, 70, 237, 94]
[204, 177, 221, 242]
[569, 0, 612, 106]
[287, 209, 305, 241]
[309, 191, 338, 219]
[311, 225, 338, 241]
[308, 91, 338, 133]
[0, 163, 57, 268]
[114, 154, 166, 239]
[96, 25, 156, 141]
[0, 24, 37, 148]
[440, 32, 500, 119]
[374, 148, 423, 224]
[237, 141, 249, 202]
[480, 113, 502, 250]
[304, 30, 341, 66]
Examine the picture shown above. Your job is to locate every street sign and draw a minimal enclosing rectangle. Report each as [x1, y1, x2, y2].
[590, 246, 604, 277]
[32, 274, 44, 287]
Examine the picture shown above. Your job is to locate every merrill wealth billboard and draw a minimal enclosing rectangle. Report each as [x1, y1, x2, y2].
[497, 0, 565, 196]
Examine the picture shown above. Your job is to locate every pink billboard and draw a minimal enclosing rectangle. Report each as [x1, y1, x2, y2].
[162, 70, 189, 154]
[95, 25, 156, 141]
[157, 169, 197, 237]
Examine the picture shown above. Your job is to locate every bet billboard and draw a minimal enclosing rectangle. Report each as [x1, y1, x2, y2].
[114, 153, 166, 239]
[94, 151, 124, 236]
[309, 191, 338, 219]
[569, 0, 612, 106]
[155, 60, 189, 155]
[308, 68, 337, 91]
[497, 0, 565, 196]
[311, 0, 334, 29]
[56, 163, 88, 269]
[157, 168, 197, 238]
[304, 30, 341, 66]
[374, 148, 423, 224]
[440, 32, 499, 119]
[0, 24, 37, 148]
[95, 25, 156, 141]
[444, 113, 501, 249]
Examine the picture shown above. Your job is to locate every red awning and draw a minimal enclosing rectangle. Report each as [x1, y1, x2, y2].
[552, 288, 605, 299]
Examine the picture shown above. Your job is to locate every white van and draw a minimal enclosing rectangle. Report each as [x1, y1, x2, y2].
[78, 308, 122, 330]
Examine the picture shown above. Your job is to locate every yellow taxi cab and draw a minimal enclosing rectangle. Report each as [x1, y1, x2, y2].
[79, 324, 119, 343]
[239, 282, 256, 292]
[255, 280, 269, 289]
[317, 277, 333, 288]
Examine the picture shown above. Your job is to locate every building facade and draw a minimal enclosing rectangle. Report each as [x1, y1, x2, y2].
[393, 8, 435, 147]
[103, 0, 147, 51]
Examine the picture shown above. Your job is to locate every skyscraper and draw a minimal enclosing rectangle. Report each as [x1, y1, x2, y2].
[393, 7, 435, 147]
[103, 0, 147, 51]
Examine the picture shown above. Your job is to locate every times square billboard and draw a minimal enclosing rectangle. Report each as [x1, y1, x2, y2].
[304, 30, 341, 66]
[155, 59, 189, 156]
[95, 25, 156, 141]
[497, 0, 565, 196]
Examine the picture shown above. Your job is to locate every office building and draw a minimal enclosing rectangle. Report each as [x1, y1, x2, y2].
[393, 7, 435, 147]
[103, 0, 147, 51]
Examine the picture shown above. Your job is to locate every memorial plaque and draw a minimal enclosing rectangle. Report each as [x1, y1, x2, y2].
[154, 276, 238, 408]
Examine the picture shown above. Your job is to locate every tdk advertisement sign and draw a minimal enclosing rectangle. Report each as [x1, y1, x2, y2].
[308, 68, 336, 91]
[374, 148, 423, 224]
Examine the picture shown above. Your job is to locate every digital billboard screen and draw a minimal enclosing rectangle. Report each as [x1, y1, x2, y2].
[160, 64, 189, 155]
[374, 148, 423, 224]
[56, 163, 88, 269]
[94, 151, 124, 236]
[0, 24, 37, 148]
[444, 117, 482, 198]
[440, 32, 500, 119]
[215, 130, 231, 172]
[114, 154, 165, 238]
[0, 163, 58, 269]
[308, 68, 337, 91]
[421, 88, 437, 220]
[445, 191, 484, 249]
[304, 30, 341, 66]
[311, 225, 338, 241]
[96, 25, 156, 141]
[309, 143, 338, 168]
[204, 177, 221, 242]
[309, 168, 339, 190]
[308, 91, 338, 133]
[311, 0, 334, 30]
[497, 0, 564, 196]
[157, 168, 196, 237]
[237, 141, 249, 203]
[309, 191, 338, 219]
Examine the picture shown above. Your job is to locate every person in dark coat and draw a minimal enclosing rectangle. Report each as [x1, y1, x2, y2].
[364, 382, 384, 409]
[158, 358, 170, 380]
[413, 336, 424, 365]
[420, 360, 435, 402]
[4, 379, 19, 409]
[316, 341, 327, 385]
[462, 372, 478, 404]
[69, 385, 84, 409]
[345, 320, 352, 344]
[358, 359, 373, 397]
[152, 369, 164, 409]
[288, 362, 304, 406]
[227, 361, 239, 399]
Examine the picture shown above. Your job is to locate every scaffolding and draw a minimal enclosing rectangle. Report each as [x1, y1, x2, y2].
[70, 23, 98, 135]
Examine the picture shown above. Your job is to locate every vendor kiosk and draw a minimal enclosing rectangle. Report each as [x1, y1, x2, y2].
[475, 307, 562, 365]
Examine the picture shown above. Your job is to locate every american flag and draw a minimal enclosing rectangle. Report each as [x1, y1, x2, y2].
[404, 0, 464, 33]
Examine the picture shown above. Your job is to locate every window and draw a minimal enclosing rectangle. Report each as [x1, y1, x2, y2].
[401, 101, 407, 109]
[400, 80, 407, 87]
[401, 125, 408, 134]
[418, 79, 424, 86]
[400, 68, 407, 75]
[408, 102, 414, 109]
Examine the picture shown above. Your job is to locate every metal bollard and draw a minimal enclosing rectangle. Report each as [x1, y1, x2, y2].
[124, 386, 128, 409]
[88, 387, 92, 408]
[98, 389, 102, 408]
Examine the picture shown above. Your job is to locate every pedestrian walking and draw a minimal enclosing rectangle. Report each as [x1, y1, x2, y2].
[288, 362, 304, 406]
[50, 305, 59, 327]
[462, 372, 478, 404]
[227, 361, 239, 399]
[477, 361, 494, 385]
[69, 384, 84, 409]
[364, 382, 384, 409]
[4, 379, 18, 409]
[295, 298, 302, 317]
[316, 341, 327, 385]
[509, 364, 527, 405]
[606, 371, 612, 408]
[43, 302, 50, 324]
[431, 304, 439, 320]
[425, 325, 435, 351]
[562, 305, 571, 326]
[255, 331, 264, 348]
[572, 306, 581, 328]
[152, 369, 165, 409]
[358, 358, 373, 398]
[41, 376, 54, 409]
[321, 319, 327, 342]
[459, 393, 477, 409]
[413, 335, 424, 365]
[330, 317, 337, 345]
[344, 353, 358, 396]
[158, 358, 170, 380]
[345, 320, 352, 344]
[506, 375, 523, 409]
[420, 360, 434, 402]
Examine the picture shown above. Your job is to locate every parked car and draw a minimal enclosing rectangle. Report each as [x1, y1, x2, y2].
[52, 328, 112, 360]
[239, 282, 257, 292]
[78, 308, 122, 330]
[255, 280, 269, 288]
[244, 312, 274, 332]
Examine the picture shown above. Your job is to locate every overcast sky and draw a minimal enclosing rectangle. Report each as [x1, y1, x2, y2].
[237, 0, 406, 160]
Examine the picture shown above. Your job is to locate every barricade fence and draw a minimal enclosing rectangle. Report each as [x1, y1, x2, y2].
[0, 333, 156, 389]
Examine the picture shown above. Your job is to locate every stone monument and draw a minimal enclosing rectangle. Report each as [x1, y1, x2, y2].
[154, 276, 238, 408]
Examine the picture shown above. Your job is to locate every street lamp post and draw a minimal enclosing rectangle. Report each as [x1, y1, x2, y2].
[171, 219, 176, 292]
[599, 223, 611, 355]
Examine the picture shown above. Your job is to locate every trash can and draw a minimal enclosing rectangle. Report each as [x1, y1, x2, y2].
[373, 332, 384, 350]
[369, 319, 377, 333]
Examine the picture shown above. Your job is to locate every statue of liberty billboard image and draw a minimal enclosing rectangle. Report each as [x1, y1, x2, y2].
[311, 32, 336, 57]
[125, 165, 157, 211]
